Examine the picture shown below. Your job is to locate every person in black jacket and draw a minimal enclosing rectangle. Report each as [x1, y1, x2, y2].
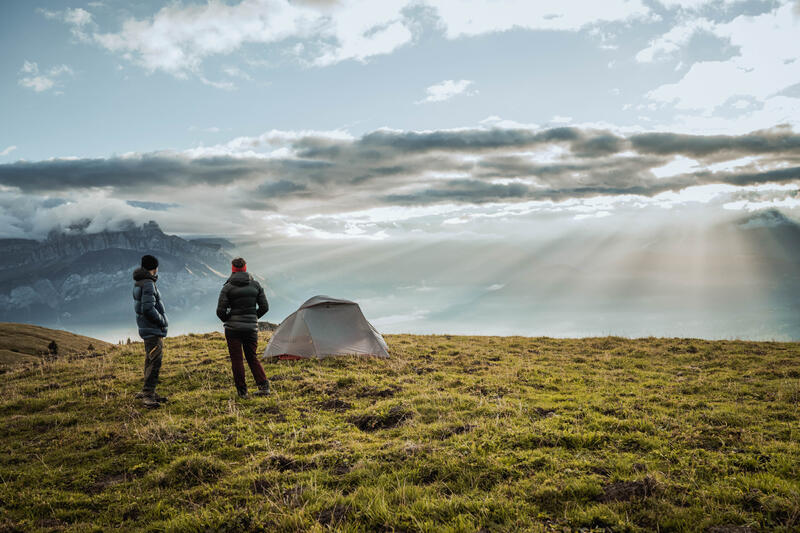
[132, 254, 169, 408]
[216, 257, 270, 398]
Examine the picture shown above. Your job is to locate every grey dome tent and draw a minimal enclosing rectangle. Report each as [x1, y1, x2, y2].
[263, 295, 389, 359]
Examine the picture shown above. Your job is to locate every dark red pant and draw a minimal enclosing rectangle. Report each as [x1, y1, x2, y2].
[224, 329, 267, 390]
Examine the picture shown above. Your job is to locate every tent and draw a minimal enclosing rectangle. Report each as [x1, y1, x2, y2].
[263, 295, 390, 359]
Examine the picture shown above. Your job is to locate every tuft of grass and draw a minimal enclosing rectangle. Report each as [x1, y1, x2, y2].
[157, 454, 228, 487]
[1, 332, 799, 531]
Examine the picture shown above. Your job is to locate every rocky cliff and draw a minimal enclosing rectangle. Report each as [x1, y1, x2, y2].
[0, 221, 233, 327]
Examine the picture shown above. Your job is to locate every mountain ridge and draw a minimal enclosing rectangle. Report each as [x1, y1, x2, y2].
[0, 221, 233, 329]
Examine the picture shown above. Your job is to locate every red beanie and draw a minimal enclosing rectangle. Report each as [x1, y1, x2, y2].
[232, 264, 246, 272]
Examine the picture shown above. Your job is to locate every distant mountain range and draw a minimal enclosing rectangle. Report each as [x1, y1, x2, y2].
[0, 221, 232, 329]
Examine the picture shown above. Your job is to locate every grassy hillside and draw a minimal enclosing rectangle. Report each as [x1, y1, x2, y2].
[1, 333, 798, 532]
[0, 323, 112, 369]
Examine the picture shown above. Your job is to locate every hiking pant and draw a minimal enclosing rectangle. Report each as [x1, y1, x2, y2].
[142, 336, 163, 393]
[225, 328, 267, 391]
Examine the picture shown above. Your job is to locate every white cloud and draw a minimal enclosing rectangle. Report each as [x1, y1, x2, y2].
[574, 210, 611, 220]
[651, 155, 700, 178]
[18, 61, 73, 93]
[223, 66, 252, 80]
[479, 116, 541, 129]
[53, 0, 653, 81]
[418, 79, 476, 103]
[656, 0, 738, 9]
[199, 76, 236, 91]
[0, 146, 17, 157]
[311, 0, 414, 66]
[660, 95, 800, 134]
[646, 4, 800, 110]
[39, 7, 94, 40]
[723, 196, 800, 211]
[428, 0, 651, 37]
[91, 0, 415, 76]
[635, 18, 713, 63]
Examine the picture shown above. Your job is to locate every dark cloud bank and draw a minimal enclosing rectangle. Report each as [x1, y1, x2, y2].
[1, 125, 798, 208]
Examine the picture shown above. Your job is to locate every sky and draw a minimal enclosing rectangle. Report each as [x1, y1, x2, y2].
[1, 0, 799, 338]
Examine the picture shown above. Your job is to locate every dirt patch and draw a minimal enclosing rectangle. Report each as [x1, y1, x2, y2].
[434, 423, 475, 439]
[472, 384, 508, 397]
[318, 397, 353, 412]
[89, 473, 128, 493]
[255, 404, 282, 415]
[254, 404, 286, 422]
[356, 385, 401, 399]
[199, 358, 213, 365]
[532, 407, 557, 418]
[707, 527, 755, 533]
[34, 518, 65, 530]
[599, 477, 658, 502]
[262, 454, 311, 472]
[330, 463, 352, 476]
[350, 404, 412, 431]
[318, 503, 349, 526]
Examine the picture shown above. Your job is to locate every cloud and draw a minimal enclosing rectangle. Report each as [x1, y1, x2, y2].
[88, 0, 415, 76]
[1, 125, 798, 238]
[257, 179, 309, 196]
[655, 0, 741, 10]
[629, 126, 800, 157]
[199, 76, 237, 90]
[0, 146, 17, 157]
[126, 200, 180, 211]
[18, 61, 73, 93]
[417, 79, 476, 103]
[646, 4, 800, 109]
[39, 7, 94, 40]
[47, 0, 652, 81]
[635, 18, 714, 63]
[427, 0, 651, 37]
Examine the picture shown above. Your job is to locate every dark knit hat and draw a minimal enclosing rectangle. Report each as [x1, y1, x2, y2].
[141, 254, 159, 270]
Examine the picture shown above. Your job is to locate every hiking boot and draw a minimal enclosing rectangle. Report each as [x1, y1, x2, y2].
[136, 391, 168, 403]
[140, 395, 160, 409]
[236, 386, 248, 399]
[252, 381, 271, 396]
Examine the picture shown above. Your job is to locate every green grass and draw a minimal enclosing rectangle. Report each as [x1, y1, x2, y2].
[1, 332, 799, 532]
[0, 323, 112, 369]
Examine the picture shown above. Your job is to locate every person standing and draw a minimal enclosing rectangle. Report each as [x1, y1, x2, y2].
[216, 257, 271, 398]
[132, 254, 169, 408]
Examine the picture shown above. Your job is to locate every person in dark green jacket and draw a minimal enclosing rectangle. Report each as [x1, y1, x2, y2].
[216, 257, 270, 398]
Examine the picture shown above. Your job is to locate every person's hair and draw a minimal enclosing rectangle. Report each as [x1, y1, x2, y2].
[231, 257, 246, 268]
[141, 254, 159, 270]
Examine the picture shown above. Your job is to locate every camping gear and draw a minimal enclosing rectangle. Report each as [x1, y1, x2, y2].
[263, 295, 389, 359]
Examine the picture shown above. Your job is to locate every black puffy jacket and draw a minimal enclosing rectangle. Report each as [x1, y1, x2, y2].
[133, 268, 168, 339]
[216, 272, 268, 331]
